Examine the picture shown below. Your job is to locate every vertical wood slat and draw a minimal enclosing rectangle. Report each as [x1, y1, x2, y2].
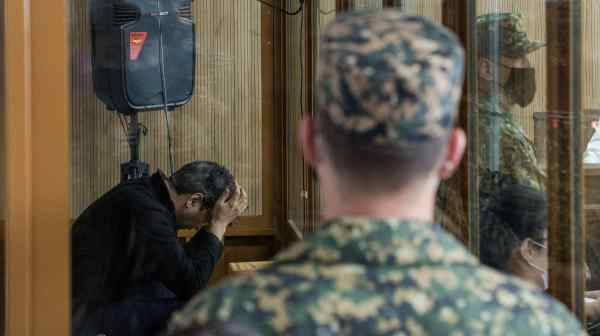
[71, 0, 264, 217]
[5, 0, 71, 333]
[5, 0, 33, 333]
[336, 0, 352, 12]
[352, 0, 383, 9]
[442, 0, 477, 250]
[0, 0, 6, 331]
[383, 0, 394, 7]
[403, 0, 443, 23]
[582, 0, 600, 112]
[273, 0, 289, 244]
[31, 0, 71, 331]
[303, 0, 316, 232]
[545, 0, 586, 321]
[260, 0, 276, 237]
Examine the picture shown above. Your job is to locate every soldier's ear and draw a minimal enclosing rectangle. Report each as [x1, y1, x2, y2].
[439, 128, 466, 180]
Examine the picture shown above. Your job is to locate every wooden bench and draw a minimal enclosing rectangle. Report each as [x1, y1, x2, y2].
[228, 261, 273, 274]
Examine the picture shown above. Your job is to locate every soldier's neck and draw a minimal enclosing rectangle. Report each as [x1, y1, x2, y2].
[320, 176, 437, 224]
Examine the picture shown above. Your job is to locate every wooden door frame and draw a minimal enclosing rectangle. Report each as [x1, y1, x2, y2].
[4, 0, 71, 334]
[383, 0, 398, 7]
[545, 0, 585, 321]
[442, 0, 478, 251]
[336, 0, 351, 12]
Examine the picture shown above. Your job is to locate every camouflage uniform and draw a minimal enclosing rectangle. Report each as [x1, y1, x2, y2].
[436, 13, 545, 241]
[477, 95, 545, 189]
[169, 218, 584, 335]
[167, 11, 584, 336]
[476, 13, 546, 189]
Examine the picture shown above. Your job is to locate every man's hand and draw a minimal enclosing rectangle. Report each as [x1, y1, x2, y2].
[206, 183, 249, 241]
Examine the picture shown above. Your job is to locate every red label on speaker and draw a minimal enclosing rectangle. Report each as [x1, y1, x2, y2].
[130, 32, 148, 60]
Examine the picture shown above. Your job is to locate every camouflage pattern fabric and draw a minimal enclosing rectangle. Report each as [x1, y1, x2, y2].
[477, 12, 545, 59]
[167, 218, 584, 335]
[435, 97, 545, 242]
[436, 12, 546, 241]
[166, 10, 583, 336]
[317, 10, 464, 147]
[478, 95, 545, 190]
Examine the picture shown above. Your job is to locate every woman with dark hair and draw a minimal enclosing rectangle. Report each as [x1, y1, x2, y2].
[479, 173, 549, 289]
[479, 171, 600, 326]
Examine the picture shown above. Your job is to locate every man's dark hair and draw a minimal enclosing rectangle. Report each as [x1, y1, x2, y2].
[479, 172, 547, 271]
[170, 161, 235, 210]
[318, 114, 447, 193]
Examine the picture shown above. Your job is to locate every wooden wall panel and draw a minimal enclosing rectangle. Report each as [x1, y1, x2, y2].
[319, 0, 336, 29]
[582, 0, 600, 113]
[352, 0, 383, 9]
[0, 0, 5, 329]
[5, 0, 71, 332]
[208, 236, 277, 286]
[403, 0, 443, 23]
[71, 0, 263, 217]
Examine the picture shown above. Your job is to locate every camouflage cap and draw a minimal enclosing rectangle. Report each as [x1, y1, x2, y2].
[317, 10, 465, 148]
[477, 12, 545, 60]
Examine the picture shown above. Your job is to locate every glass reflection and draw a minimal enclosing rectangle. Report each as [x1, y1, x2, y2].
[70, 0, 266, 335]
[473, 1, 591, 329]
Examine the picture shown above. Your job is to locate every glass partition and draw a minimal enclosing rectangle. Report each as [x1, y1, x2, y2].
[69, 1, 279, 333]
[402, 0, 443, 22]
[38, 0, 598, 333]
[464, 0, 588, 326]
[352, 0, 383, 9]
[70, 0, 266, 219]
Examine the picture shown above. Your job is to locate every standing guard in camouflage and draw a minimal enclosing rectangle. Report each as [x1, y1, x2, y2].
[475, 12, 545, 187]
[166, 10, 584, 336]
[436, 12, 546, 243]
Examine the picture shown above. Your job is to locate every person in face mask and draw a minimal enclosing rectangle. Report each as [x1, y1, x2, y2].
[480, 172, 600, 323]
[436, 13, 545, 243]
[476, 13, 546, 189]
[479, 172, 549, 288]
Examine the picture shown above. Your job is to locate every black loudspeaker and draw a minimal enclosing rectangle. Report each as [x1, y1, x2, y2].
[90, 0, 195, 114]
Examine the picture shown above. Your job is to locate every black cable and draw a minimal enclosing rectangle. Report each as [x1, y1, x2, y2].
[255, 0, 304, 16]
[117, 113, 128, 136]
[156, 0, 176, 176]
[300, 7, 303, 119]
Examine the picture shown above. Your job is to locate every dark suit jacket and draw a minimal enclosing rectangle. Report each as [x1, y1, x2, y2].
[71, 170, 223, 324]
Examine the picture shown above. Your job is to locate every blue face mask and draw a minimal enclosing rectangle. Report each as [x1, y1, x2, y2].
[525, 238, 548, 290]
